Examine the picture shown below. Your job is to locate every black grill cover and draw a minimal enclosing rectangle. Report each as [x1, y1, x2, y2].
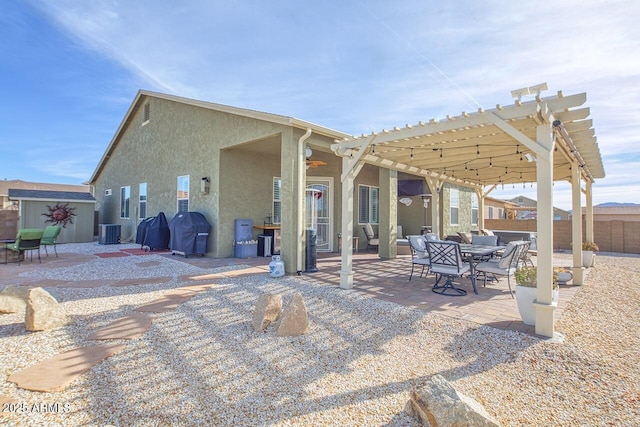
[169, 211, 211, 256]
[143, 212, 170, 250]
[136, 217, 154, 246]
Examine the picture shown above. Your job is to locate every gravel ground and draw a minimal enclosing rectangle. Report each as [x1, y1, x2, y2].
[1, 245, 639, 426]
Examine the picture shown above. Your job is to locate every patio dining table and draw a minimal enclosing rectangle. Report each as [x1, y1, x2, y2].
[459, 243, 505, 294]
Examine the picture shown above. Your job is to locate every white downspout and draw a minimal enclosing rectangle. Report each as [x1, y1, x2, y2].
[297, 128, 312, 274]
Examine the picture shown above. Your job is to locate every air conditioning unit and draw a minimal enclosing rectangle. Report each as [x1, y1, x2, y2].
[98, 224, 121, 245]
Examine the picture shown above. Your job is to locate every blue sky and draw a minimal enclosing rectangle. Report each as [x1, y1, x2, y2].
[1, 1, 639, 209]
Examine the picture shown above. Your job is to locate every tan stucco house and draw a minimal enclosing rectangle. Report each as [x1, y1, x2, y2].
[88, 90, 478, 273]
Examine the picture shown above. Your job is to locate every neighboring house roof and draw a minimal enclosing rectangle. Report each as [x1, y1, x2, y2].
[583, 206, 640, 215]
[88, 90, 352, 184]
[8, 189, 96, 203]
[484, 196, 520, 207]
[0, 179, 89, 196]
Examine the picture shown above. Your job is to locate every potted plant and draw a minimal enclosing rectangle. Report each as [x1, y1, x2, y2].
[514, 266, 559, 326]
[581, 241, 599, 268]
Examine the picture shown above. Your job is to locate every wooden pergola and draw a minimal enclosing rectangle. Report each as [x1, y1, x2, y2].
[331, 87, 604, 338]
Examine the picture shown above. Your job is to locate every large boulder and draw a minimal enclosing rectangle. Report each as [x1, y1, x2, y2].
[410, 375, 499, 427]
[277, 293, 309, 336]
[252, 294, 282, 332]
[25, 287, 70, 331]
[0, 286, 29, 314]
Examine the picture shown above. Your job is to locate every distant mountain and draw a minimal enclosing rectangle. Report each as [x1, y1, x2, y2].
[595, 202, 640, 207]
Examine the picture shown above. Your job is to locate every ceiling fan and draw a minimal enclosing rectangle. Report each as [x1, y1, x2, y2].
[305, 147, 326, 169]
[306, 159, 327, 169]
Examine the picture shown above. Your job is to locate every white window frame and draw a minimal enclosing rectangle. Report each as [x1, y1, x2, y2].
[272, 177, 282, 225]
[120, 186, 131, 219]
[358, 184, 379, 225]
[142, 102, 150, 126]
[498, 207, 504, 219]
[139, 183, 147, 220]
[177, 175, 189, 212]
[488, 206, 494, 219]
[450, 188, 459, 226]
[471, 193, 478, 225]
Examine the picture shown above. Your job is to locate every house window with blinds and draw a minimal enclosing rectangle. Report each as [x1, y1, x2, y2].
[450, 188, 460, 225]
[120, 186, 131, 219]
[471, 193, 479, 225]
[139, 183, 147, 219]
[272, 178, 282, 224]
[358, 184, 379, 225]
[177, 175, 189, 212]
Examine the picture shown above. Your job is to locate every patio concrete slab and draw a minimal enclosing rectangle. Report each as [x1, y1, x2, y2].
[88, 313, 154, 340]
[7, 344, 126, 392]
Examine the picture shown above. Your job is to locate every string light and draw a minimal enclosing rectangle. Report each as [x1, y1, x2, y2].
[489, 157, 493, 167]
[372, 145, 375, 154]
[410, 148, 414, 160]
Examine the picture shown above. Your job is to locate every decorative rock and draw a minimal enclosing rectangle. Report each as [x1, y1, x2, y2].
[410, 375, 499, 427]
[252, 293, 282, 332]
[0, 286, 29, 314]
[277, 293, 309, 336]
[25, 287, 70, 331]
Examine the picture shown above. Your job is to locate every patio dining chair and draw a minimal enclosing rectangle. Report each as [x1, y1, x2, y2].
[362, 223, 379, 251]
[41, 225, 62, 257]
[474, 240, 530, 298]
[426, 240, 474, 296]
[407, 235, 431, 281]
[6, 228, 44, 264]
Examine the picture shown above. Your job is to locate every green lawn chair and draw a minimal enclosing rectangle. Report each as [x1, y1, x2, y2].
[6, 228, 44, 264]
[41, 225, 62, 257]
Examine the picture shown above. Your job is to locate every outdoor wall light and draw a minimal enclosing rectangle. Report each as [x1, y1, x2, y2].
[420, 193, 432, 209]
[200, 177, 211, 194]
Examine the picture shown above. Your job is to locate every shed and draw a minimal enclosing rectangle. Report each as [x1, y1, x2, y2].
[8, 189, 96, 243]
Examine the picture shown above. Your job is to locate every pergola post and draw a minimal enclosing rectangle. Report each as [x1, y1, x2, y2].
[425, 177, 441, 237]
[378, 168, 397, 259]
[585, 180, 594, 243]
[339, 156, 364, 289]
[572, 160, 585, 285]
[476, 188, 485, 230]
[533, 124, 556, 338]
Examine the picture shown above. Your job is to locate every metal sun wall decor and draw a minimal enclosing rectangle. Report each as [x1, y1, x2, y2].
[42, 203, 77, 227]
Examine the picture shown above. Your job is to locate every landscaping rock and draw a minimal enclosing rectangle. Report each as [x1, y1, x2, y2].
[0, 285, 29, 314]
[252, 293, 282, 332]
[410, 374, 499, 427]
[25, 287, 70, 331]
[277, 293, 309, 336]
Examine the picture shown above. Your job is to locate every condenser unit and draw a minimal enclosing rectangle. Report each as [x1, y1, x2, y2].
[98, 224, 121, 245]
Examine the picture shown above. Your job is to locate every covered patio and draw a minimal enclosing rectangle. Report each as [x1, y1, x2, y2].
[331, 85, 604, 337]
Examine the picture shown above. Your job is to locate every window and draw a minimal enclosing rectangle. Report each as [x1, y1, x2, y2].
[471, 193, 478, 225]
[273, 178, 282, 224]
[177, 175, 189, 212]
[450, 188, 459, 225]
[488, 206, 494, 219]
[139, 183, 147, 219]
[142, 102, 150, 125]
[120, 186, 131, 219]
[358, 185, 379, 224]
[498, 208, 504, 219]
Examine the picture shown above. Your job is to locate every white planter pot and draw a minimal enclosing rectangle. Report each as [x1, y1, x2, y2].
[582, 251, 594, 268]
[515, 285, 559, 326]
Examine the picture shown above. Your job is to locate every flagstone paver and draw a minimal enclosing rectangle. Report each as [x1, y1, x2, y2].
[88, 313, 154, 340]
[7, 344, 126, 392]
[111, 276, 172, 287]
[134, 292, 196, 312]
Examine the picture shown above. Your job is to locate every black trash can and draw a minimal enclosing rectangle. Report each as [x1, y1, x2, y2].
[305, 228, 318, 273]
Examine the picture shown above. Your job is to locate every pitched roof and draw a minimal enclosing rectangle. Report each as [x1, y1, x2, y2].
[88, 90, 351, 184]
[0, 179, 89, 196]
[8, 189, 96, 203]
